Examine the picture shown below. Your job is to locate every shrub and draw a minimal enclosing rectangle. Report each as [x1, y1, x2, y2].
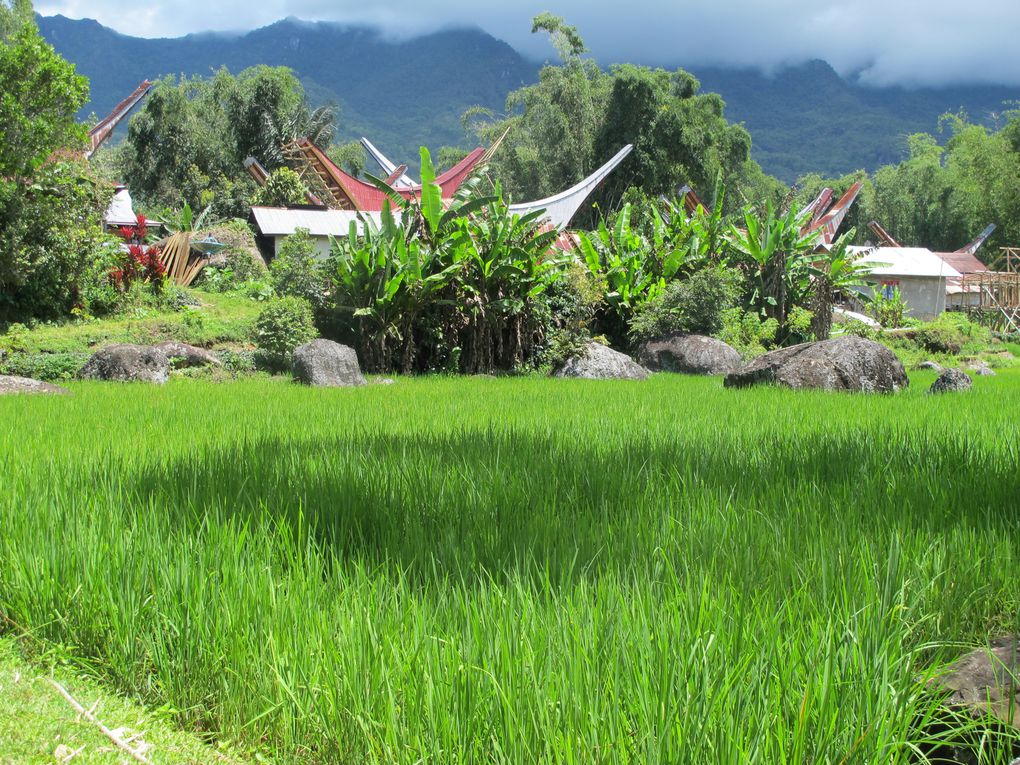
[252, 296, 317, 371]
[913, 325, 963, 355]
[270, 228, 326, 308]
[628, 266, 743, 344]
[252, 167, 309, 207]
[718, 308, 779, 359]
[0, 351, 88, 381]
[868, 287, 908, 328]
[0, 159, 115, 322]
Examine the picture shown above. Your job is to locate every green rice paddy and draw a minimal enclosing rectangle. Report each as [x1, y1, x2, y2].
[1, 372, 1018, 763]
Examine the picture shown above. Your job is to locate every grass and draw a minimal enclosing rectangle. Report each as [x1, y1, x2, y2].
[16, 290, 262, 353]
[0, 635, 247, 763]
[0, 371, 1018, 763]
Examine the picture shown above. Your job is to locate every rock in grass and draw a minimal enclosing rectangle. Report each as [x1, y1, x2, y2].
[552, 342, 649, 380]
[971, 364, 996, 377]
[931, 636, 1020, 727]
[0, 375, 70, 395]
[724, 336, 908, 393]
[637, 334, 741, 375]
[930, 368, 973, 394]
[917, 360, 944, 373]
[153, 342, 221, 369]
[292, 340, 366, 387]
[78, 344, 170, 384]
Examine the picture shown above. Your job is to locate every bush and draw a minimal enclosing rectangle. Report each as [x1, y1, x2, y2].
[252, 296, 317, 371]
[0, 159, 115, 322]
[868, 287, 908, 328]
[629, 266, 743, 344]
[913, 325, 963, 355]
[718, 309, 779, 359]
[0, 351, 89, 381]
[270, 228, 326, 308]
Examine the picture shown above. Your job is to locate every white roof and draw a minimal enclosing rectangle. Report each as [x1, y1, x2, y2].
[251, 206, 382, 237]
[508, 144, 634, 231]
[104, 187, 136, 226]
[850, 246, 962, 279]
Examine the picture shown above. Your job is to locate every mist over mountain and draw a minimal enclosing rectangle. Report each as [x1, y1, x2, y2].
[40, 14, 1020, 183]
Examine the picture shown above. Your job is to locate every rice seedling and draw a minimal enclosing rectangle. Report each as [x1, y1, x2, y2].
[0, 371, 1017, 763]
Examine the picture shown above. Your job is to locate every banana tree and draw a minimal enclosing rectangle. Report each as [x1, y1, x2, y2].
[460, 190, 564, 372]
[727, 202, 819, 335]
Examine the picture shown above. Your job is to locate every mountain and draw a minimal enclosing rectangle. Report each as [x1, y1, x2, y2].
[694, 60, 1019, 183]
[39, 15, 1020, 184]
[37, 15, 538, 169]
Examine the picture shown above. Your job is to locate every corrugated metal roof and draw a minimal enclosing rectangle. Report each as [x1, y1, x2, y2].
[850, 246, 962, 279]
[251, 206, 381, 237]
[935, 251, 988, 275]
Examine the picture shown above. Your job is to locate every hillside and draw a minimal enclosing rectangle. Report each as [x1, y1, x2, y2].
[40, 15, 1020, 183]
[38, 15, 538, 168]
[695, 60, 1019, 182]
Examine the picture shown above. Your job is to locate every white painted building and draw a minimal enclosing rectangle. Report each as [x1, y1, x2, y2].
[250, 206, 383, 260]
[849, 246, 962, 320]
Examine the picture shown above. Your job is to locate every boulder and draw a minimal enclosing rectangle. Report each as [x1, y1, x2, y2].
[552, 342, 649, 380]
[917, 360, 944, 373]
[292, 339, 366, 387]
[970, 363, 996, 377]
[915, 636, 1020, 765]
[930, 637, 1020, 729]
[724, 336, 908, 393]
[78, 344, 170, 384]
[153, 341, 221, 369]
[0, 375, 70, 395]
[637, 334, 742, 375]
[930, 368, 973, 394]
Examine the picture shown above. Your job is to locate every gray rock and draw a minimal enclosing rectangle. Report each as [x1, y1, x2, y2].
[552, 342, 649, 380]
[971, 364, 997, 377]
[0, 375, 70, 395]
[78, 344, 170, 384]
[637, 334, 742, 375]
[724, 335, 908, 393]
[930, 368, 973, 394]
[292, 339, 366, 387]
[917, 360, 944, 373]
[930, 636, 1020, 728]
[153, 341, 221, 369]
[374, 378, 396, 386]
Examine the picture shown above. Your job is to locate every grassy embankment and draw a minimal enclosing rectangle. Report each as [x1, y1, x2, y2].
[0, 291, 262, 381]
[1, 371, 1018, 763]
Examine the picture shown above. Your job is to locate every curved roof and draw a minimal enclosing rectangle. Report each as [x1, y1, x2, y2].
[296, 139, 486, 211]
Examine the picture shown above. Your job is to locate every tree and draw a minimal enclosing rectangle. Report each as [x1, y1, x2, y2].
[0, 5, 111, 322]
[465, 15, 780, 224]
[253, 167, 309, 207]
[0, 16, 88, 180]
[124, 67, 337, 217]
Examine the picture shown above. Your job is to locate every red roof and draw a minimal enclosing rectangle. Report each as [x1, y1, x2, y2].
[297, 139, 486, 212]
[936, 251, 988, 275]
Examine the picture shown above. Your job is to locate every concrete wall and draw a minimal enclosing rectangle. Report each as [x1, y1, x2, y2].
[271, 235, 334, 261]
[856, 276, 948, 320]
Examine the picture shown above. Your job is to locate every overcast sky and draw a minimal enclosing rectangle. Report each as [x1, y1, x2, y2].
[34, 0, 1020, 87]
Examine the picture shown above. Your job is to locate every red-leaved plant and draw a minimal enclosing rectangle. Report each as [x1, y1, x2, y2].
[112, 214, 165, 290]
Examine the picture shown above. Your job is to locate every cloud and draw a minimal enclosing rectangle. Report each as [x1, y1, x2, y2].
[34, 0, 1020, 87]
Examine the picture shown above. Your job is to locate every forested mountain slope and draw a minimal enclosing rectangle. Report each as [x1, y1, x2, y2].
[40, 14, 1018, 182]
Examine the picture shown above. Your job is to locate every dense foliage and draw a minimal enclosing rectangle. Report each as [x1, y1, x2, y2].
[797, 111, 1020, 256]
[466, 16, 783, 224]
[0, 8, 115, 322]
[120, 66, 335, 217]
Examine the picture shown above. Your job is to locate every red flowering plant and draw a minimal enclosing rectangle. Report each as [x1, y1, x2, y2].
[112, 214, 166, 291]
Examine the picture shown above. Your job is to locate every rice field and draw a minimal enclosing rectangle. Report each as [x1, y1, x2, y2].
[1, 372, 1018, 763]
